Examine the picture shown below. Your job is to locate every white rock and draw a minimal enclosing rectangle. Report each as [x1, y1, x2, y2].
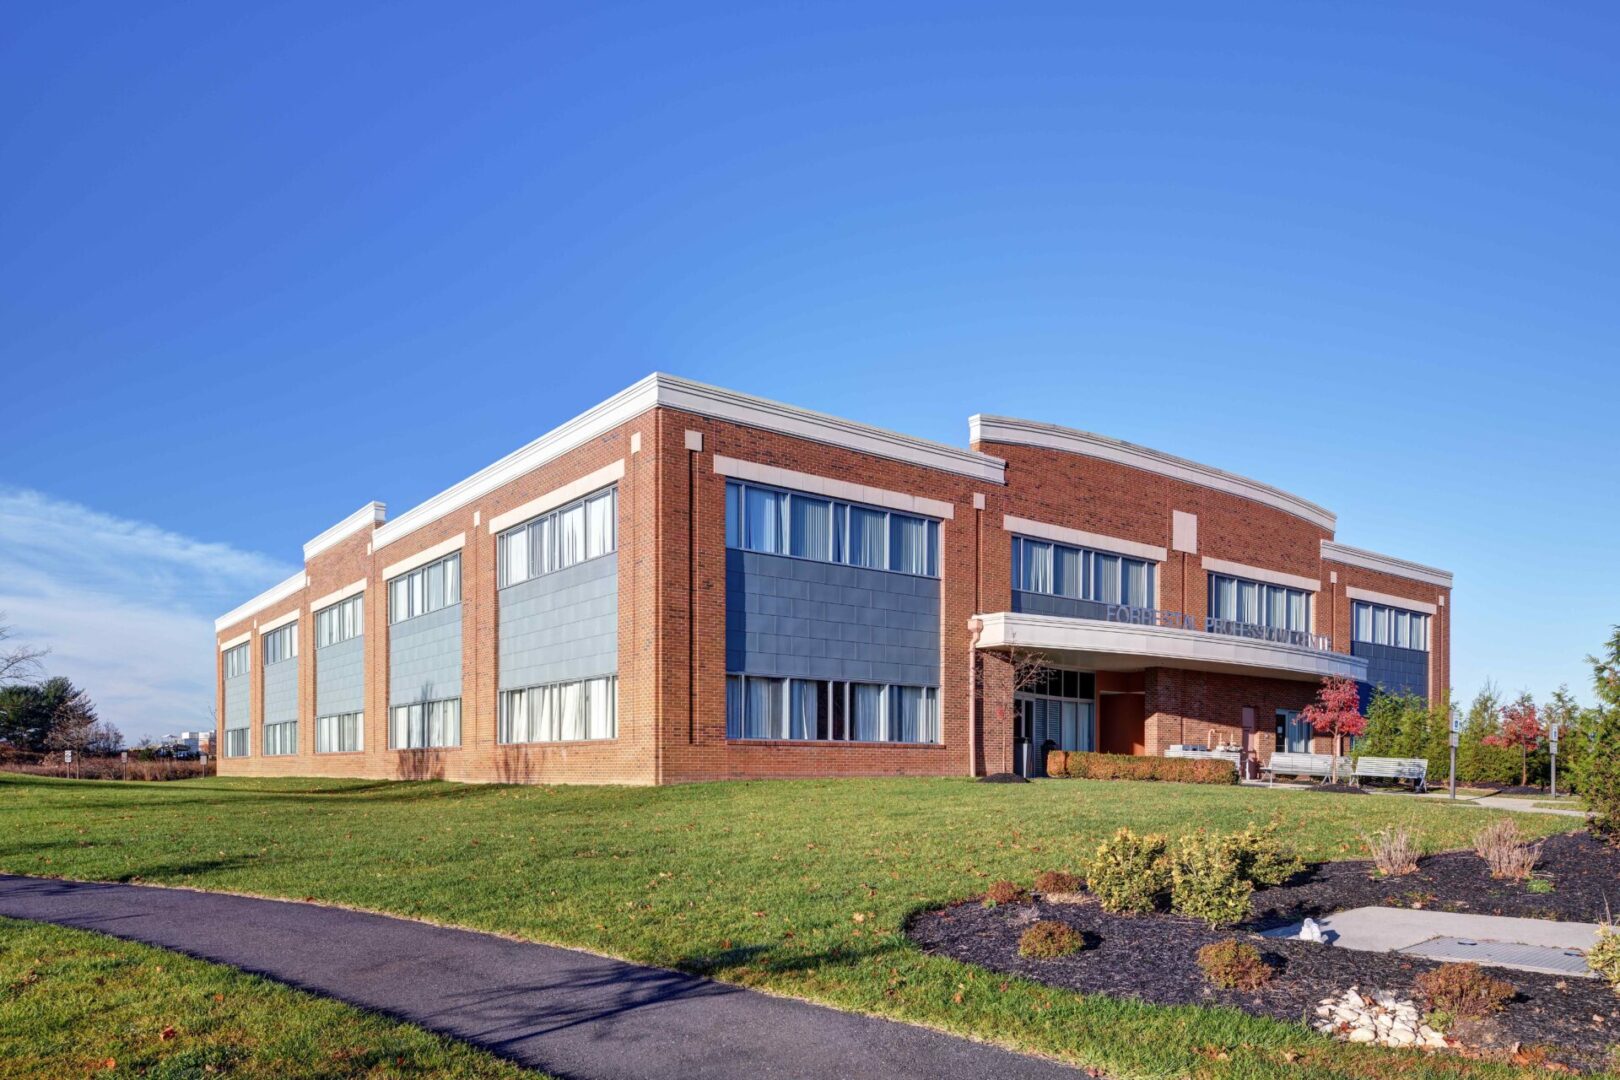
[1347, 1028, 1377, 1043]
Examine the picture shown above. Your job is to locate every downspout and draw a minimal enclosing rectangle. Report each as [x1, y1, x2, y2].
[967, 616, 984, 778]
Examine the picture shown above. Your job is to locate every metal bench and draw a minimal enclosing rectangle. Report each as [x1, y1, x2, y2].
[1353, 756, 1429, 792]
[1264, 751, 1352, 785]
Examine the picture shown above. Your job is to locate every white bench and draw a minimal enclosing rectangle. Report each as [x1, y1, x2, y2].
[1264, 752, 1352, 785]
[1354, 756, 1429, 792]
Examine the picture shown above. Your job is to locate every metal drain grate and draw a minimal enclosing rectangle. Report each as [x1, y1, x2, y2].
[1399, 936, 1593, 977]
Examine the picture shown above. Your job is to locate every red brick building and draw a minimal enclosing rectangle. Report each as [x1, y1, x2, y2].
[215, 374, 1451, 784]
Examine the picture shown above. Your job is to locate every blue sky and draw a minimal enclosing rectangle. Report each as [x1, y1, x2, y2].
[2, 2, 1616, 742]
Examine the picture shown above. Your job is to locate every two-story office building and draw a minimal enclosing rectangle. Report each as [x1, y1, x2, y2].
[215, 374, 1451, 784]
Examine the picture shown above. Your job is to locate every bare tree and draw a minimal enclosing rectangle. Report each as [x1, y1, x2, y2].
[1006, 645, 1058, 695]
[0, 616, 46, 687]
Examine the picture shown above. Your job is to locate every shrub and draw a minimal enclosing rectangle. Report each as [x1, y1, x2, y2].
[1473, 819, 1543, 881]
[982, 880, 1027, 907]
[1588, 923, 1620, 993]
[1414, 962, 1514, 1019]
[1018, 920, 1085, 959]
[1219, 819, 1305, 888]
[1170, 832, 1254, 927]
[1364, 825, 1421, 876]
[1032, 869, 1082, 894]
[1084, 828, 1170, 914]
[1045, 750, 1069, 777]
[1057, 751, 1237, 785]
[1196, 939, 1272, 991]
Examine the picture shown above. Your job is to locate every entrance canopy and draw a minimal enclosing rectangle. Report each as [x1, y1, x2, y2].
[973, 611, 1368, 684]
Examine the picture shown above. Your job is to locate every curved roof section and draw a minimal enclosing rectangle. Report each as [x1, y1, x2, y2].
[969, 415, 1336, 531]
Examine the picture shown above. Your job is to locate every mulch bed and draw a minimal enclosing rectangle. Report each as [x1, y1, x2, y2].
[908, 831, 1620, 1071]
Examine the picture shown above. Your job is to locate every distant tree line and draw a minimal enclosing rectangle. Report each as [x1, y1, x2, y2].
[0, 616, 122, 756]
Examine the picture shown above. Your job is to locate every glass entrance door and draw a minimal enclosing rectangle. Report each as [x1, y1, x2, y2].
[1016, 688, 1096, 775]
[1275, 709, 1312, 753]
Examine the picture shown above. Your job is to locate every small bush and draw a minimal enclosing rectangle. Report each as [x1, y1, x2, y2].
[982, 880, 1027, 907]
[1018, 920, 1085, 959]
[1032, 869, 1082, 894]
[1364, 825, 1421, 876]
[1473, 818, 1543, 881]
[1054, 751, 1237, 785]
[1045, 750, 1069, 777]
[1084, 828, 1170, 914]
[1170, 832, 1254, 927]
[1415, 962, 1514, 1018]
[1196, 939, 1272, 991]
[1588, 924, 1620, 993]
[1219, 819, 1305, 888]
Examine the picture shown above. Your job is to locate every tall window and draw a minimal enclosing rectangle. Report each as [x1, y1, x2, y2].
[1351, 601, 1429, 651]
[499, 677, 617, 743]
[497, 487, 617, 588]
[725, 675, 940, 744]
[388, 553, 461, 624]
[223, 642, 250, 678]
[223, 728, 249, 757]
[263, 720, 298, 755]
[316, 712, 364, 753]
[724, 481, 939, 577]
[262, 623, 298, 665]
[389, 699, 461, 749]
[1011, 536, 1156, 607]
[315, 595, 363, 647]
[1208, 574, 1310, 633]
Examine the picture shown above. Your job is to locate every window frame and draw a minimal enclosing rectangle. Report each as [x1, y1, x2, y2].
[1012, 535, 1157, 607]
[1350, 599, 1430, 652]
[387, 553, 462, 624]
[262, 623, 298, 666]
[723, 481, 940, 579]
[724, 673, 940, 745]
[315, 711, 365, 753]
[497, 487, 618, 589]
[497, 676, 619, 744]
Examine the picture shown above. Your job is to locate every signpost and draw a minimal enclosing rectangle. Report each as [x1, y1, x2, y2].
[63, 748, 74, 780]
[121, 749, 129, 781]
[1448, 710, 1463, 799]
[1549, 723, 1560, 799]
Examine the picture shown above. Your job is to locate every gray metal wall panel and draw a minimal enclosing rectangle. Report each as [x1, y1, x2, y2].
[389, 604, 463, 706]
[498, 554, 618, 690]
[725, 550, 940, 686]
[315, 635, 366, 716]
[262, 658, 299, 725]
[224, 674, 250, 730]
[1011, 591, 1113, 621]
[1352, 641, 1429, 701]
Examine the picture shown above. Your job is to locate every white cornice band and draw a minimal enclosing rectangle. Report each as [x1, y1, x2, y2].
[259, 608, 300, 633]
[1322, 541, 1453, 588]
[971, 415, 1336, 531]
[310, 578, 367, 613]
[304, 502, 387, 561]
[713, 455, 955, 520]
[1002, 515, 1167, 563]
[215, 572, 307, 633]
[1345, 586, 1439, 616]
[487, 460, 627, 535]
[382, 533, 466, 582]
[1201, 556, 1321, 594]
[218, 631, 251, 652]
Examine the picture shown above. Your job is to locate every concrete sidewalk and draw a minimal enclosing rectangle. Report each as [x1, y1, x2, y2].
[1263, 906, 1600, 977]
[0, 874, 1082, 1080]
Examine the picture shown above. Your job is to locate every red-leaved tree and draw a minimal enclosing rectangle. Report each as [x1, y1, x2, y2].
[1300, 675, 1367, 783]
[1485, 695, 1544, 788]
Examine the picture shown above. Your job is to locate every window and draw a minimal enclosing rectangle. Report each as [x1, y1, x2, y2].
[724, 481, 940, 577]
[497, 488, 617, 588]
[223, 728, 249, 757]
[388, 553, 461, 623]
[498, 677, 617, 743]
[1011, 536, 1156, 607]
[262, 623, 297, 665]
[315, 595, 363, 648]
[725, 675, 939, 744]
[316, 712, 363, 753]
[223, 642, 250, 678]
[1276, 709, 1312, 754]
[263, 720, 297, 755]
[1208, 574, 1310, 632]
[389, 698, 461, 748]
[1351, 600, 1429, 652]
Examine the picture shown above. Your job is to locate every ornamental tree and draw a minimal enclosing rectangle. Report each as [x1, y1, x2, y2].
[1301, 675, 1367, 782]
[1484, 694, 1544, 788]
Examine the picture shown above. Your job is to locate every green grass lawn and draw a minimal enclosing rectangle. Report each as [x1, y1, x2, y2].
[0, 773, 1583, 1080]
[0, 916, 539, 1079]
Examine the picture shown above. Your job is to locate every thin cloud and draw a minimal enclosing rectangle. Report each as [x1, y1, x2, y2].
[0, 488, 296, 743]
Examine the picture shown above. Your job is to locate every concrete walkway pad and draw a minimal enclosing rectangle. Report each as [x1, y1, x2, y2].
[1263, 906, 1601, 977]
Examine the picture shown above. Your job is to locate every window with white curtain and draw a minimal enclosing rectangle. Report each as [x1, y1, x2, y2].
[498, 488, 617, 588]
[263, 720, 297, 756]
[498, 677, 617, 743]
[223, 642, 250, 678]
[389, 698, 461, 748]
[262, 623, 298, 665]
[388, 554, 460, 624]
[1011, 536, 1156, 607]
[726, 675, 939, 744]
[724, 481, 940, 577]
[1351, 600, 1429, 652]
[1207, 573, 1310, 632]
[315, 595, 363, 648]
[223, 728, 249, 757]
[316, 712, 363, 753]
